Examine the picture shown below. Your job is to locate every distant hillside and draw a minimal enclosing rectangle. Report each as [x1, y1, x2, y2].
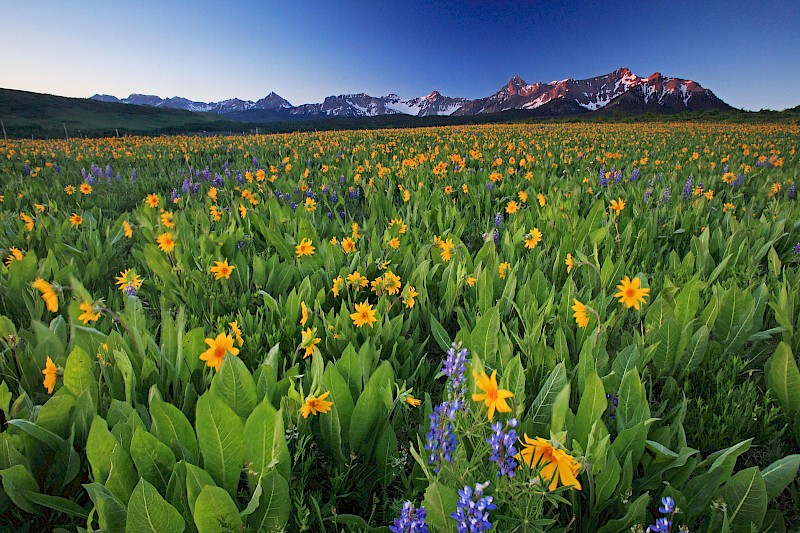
[0, 88, 244, 138]
[1, 87, 798, 139]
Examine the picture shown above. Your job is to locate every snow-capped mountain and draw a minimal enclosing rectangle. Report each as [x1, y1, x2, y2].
[89, 68, 731, 122]
[453, 68, 730, 115]
[89, 92, 292, 113]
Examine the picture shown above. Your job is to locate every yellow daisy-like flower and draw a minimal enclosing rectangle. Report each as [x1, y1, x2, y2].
[332, 276, 343, 297]
[207, 187, 218, 203]
[537, 193, 546, 207]
[505, 200, 519, 214]
[498, 262, 510, 279]
[565, 253, 574, 273]
[466, 277, 477, 287]
[516, 435, 582, 491]
[305, 197, 316, 211]
[405, 394, 421, 408]
[229, 321, 244, 347]
[209, 259, 235, 280]
[572, 299, 589, 328]
[5, 247, 24, 266]
[341, 237, 356, 254]
[64, 185, 76, 195]
[300, 301, 309, 326]
[20, 212, 34, 231]
[80, 183, 92, 195]
[609, 198, 625, 215]
[160, 211, 175, 229]
[157, 232, 176, 253]
[239, 204, 247, 218]
[32, 278, 59, 312]
[518, 190, 528, 203]
[300, 391, 333, 418]
[614, 276, 650, 310]
[115, 268, 143, 292]
[384, 271, 401, 295]
[69, 213, 83, 228]
[439, 238, 455, 262]
[295, 238, 315, 258]
[524, 227, 542, 249]
[146, 193, 160, 208]
[122, 220, 133, 238]
[199, 332, 240, 372]
[301, 327, 321, 358]
[403, 285, 419, 309]
[78, 301, 101, 324]
[472, 369, 513, 420]
[388, 237, 400, 250]
[350, 302, 378, 328]
[42, 356, 58, 394]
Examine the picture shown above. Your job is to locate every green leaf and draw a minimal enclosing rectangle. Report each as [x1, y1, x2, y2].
[84, 482, 127, 533]
[349, 383, 387, 454]
[766, 342, 800, 417]
[616, 368, 647, 432]
[429, 315, 452, 352]
[193, 486, 242, 533]
[184, 463, 216, 517]
[86, 416, 137, 504]
[130, 429, 177, 494]
[597, 493, 649, 533]
[19, 490, 89, 519]
[722, 467, 767, 530]
[63, 346, 97, 406]
[0, 464, 39, 514]
[150, 396, 199, 464]
[7, 419, 64, 450]
[471, 306, 500, 368]
[195, 392, 244, 497]
[526, 363, 567, 436]
[422, 481, 458, 533]
[126, 478, 185, 533]
[322, 363, 354, 444]
[573, 370, 606, 450]
[760, 454, 800, 500]
[499, 355, 526, 412]
[210, 356, 257, 419]
[243, 400, 291, 491]
[246, 471, 290, 532]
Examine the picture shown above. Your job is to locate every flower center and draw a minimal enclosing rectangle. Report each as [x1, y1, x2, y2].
[214, 346, 226, 359]
[488, 389, 498, 401]
[625, 287, 636, 298]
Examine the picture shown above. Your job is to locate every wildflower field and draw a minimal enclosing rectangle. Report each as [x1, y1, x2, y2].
[1, 122, 800, 532]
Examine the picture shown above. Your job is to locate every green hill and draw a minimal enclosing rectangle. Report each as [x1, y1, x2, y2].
[0, 88, 244, 138]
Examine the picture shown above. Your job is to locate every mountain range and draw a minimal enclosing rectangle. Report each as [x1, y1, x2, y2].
[92, 67, 731, 122]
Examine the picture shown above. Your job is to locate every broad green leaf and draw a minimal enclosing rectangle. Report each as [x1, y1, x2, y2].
[130, 429, 176, 494]
[527, 363, 567, 436]
[193, 486, 242, 533]
[722, 467, 767, 530]
[760, 454, 800, 500]
[247, 471, 290, 532]
[471, 306, 500, 368]
[63, 346, 97, 406]
[150, 396, 199, 464]
[126, 478, 185, 533]
[349, 383, 387, 454]
[195, 392, 243, 497]
[0, 464, 39, 514]
[210, 356, 257, 419]
[766, 342, 800, 417]
[422, 481, 458, 533]
[84, 482, 127, 533]
[573, 370, 606, 450]
[19, 490, 89, 519]
[243, 400, 291, 490]
[86, 416, 137, 504]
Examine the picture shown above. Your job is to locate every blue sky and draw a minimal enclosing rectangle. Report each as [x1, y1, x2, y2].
[1, 0, 798, 110]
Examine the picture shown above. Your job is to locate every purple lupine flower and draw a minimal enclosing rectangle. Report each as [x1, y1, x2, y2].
[23, 163, 31, 175]
[606, 393, 619, 420]
[170, 189, 179, 202]
[251, 156, 258, 167]
[202, 168, 211, 181]
[81, 168, 87, 180]
[493, 213, 501, 228]
[488, 419, 518, 477]
[124, 284, 138, 297]
[660, 187, 671, 204]
[443, 342, 469, 405]
[390, 501, 428, 533]
[53, 162, 60, 174]
[792, 243, 800, 255]
[788, 183, 795, 199]
[340, 174, 345, 185]
[284, 193, 291, 201]
[131, 168, 137, 181]
[115, 172, 121, 181]
[599, 166, 608, 187]
[327, 211, 333, 220]
[451, 482, 495, 533]
[290, 202, 298, 211]
[659, 497, 675, 515]
[236, 171, 243, 184]
[181, 179, 190, 193]
[425, 401, 459, 473]
[644, 187, 653, 204]
[630, 167, 640, 181]
[493, 228, 499, 245]
[213, 174, 224, 188]
[615, 170, 622, 183]
[105, 164, 112, 179]
[340, 211, 346, 220]
[486, 181, 494, 192]
[723, 164, 729, 174]
[647, 517, 671, 533]
[682, 176, 693, 200]
[332, 191, 338, 203]
[734, 174, 746, 187]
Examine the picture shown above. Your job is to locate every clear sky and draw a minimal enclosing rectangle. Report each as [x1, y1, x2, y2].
[1, 0, 798, 110]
